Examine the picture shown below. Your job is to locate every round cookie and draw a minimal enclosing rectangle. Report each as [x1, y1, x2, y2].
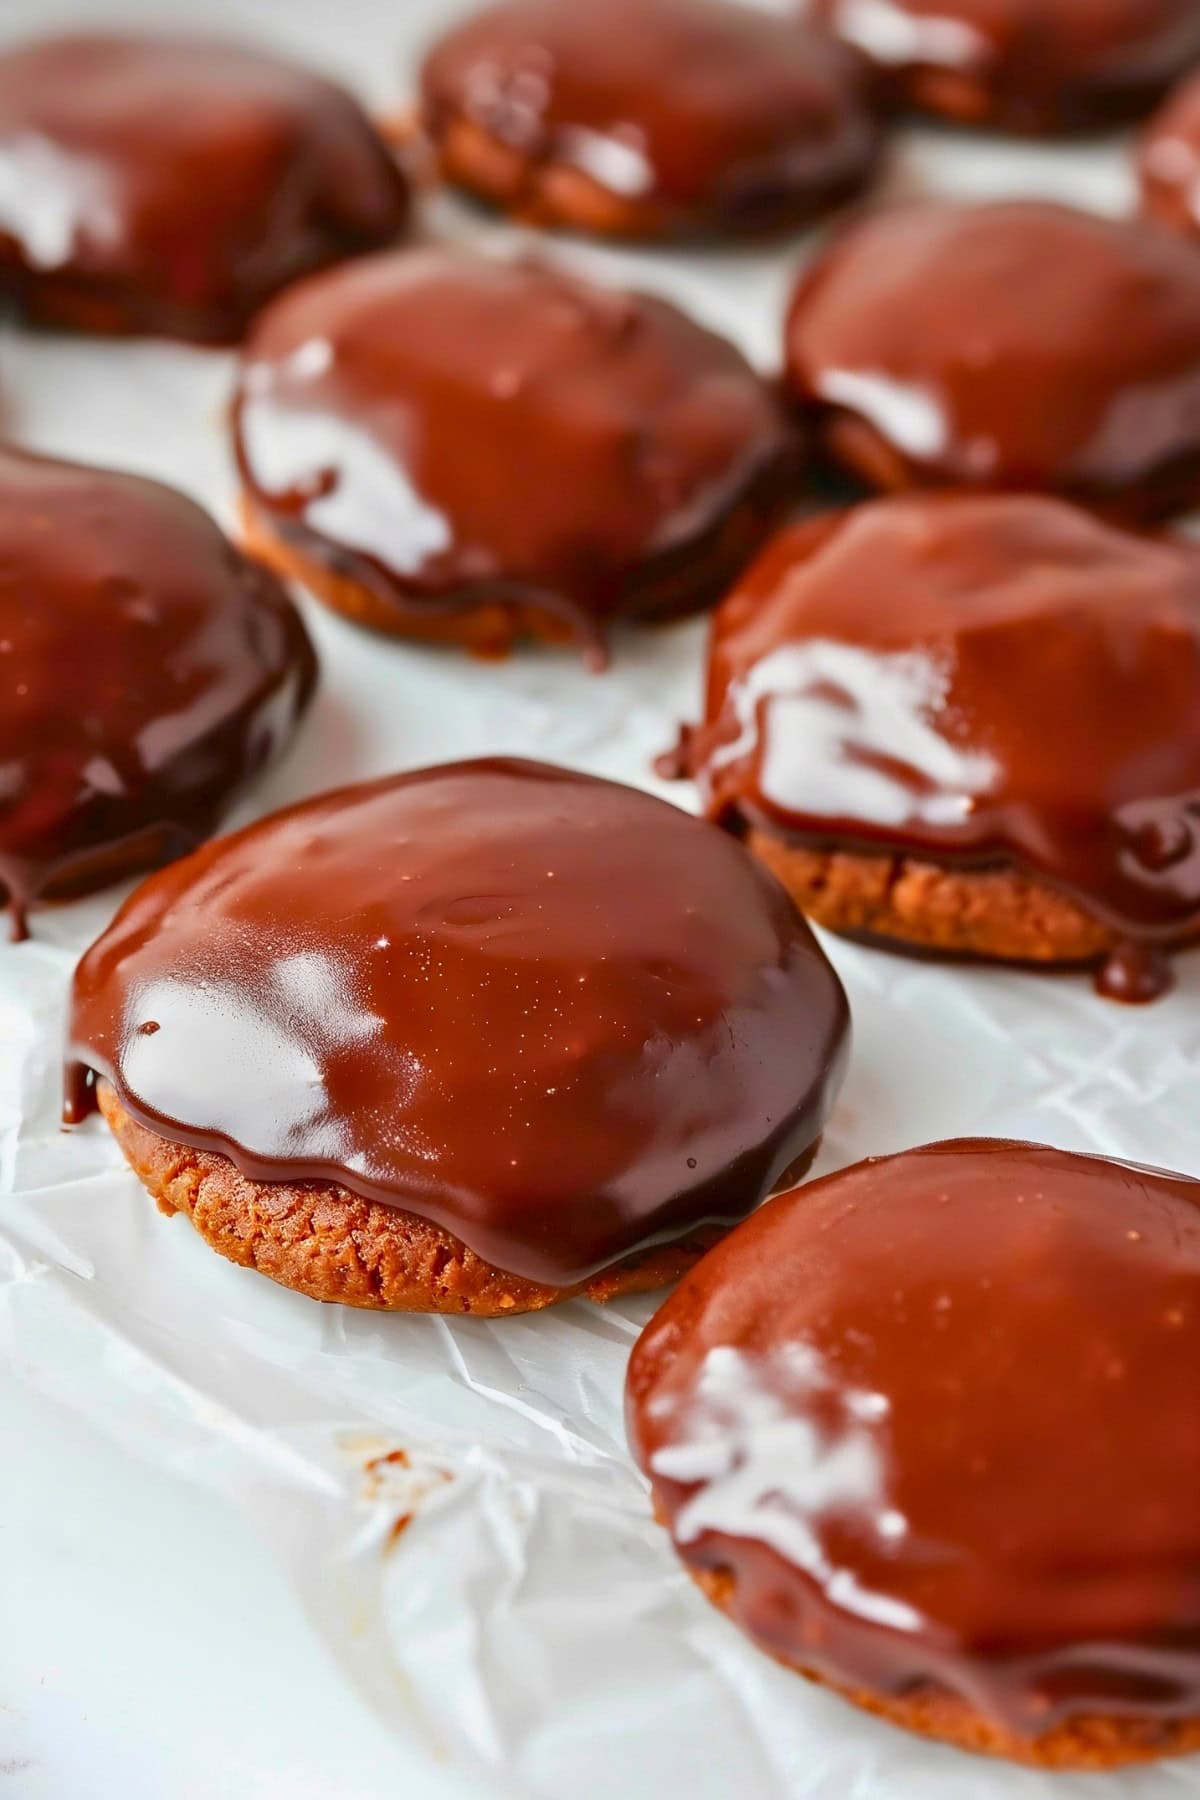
[66, 759, 850, 1314]
[628, 1138, 1200, 1767]
[0, 447, 316, 939]
[668, 492, 1200, 999]
[419, 0, 883, 240]
[784, 199, 1200, 519]
[1141, 67, 1200, 239]
[234, 248, 795, 660]
[0, 32, 408, 343]
[808, 0, 1200, 134]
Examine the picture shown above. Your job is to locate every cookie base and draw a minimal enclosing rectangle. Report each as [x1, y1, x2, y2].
[96, 1081, 738, 1315]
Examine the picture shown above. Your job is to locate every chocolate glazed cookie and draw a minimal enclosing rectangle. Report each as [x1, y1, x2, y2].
[784, 199, 1200, 521]
[628, 1139, 1200, 1768]
[234, 248, 797, 661]
[420, 0, 884, 240]
[0, 32, 408, 342]
[0, 447, 315, 939]
[809, 0, 1200, 134]
[666, 492, 1200, 1000]
[66, 760, 849, 1314]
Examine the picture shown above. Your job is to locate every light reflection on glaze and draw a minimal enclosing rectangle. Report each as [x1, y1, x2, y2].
[687, 493, 1200, 940]
[716, 640, 1000, 831]
[0, 131, 123, 269]
[67, 759, 849, 1285]
[824, 0, 986, 69]
[628, 1139, 1200, 1737]
[650, 1343, 921, 1633]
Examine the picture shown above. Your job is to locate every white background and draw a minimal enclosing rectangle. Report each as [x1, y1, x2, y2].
[2, 3, 1197, 1799]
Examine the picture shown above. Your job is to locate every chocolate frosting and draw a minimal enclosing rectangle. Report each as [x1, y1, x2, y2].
[676, 493, 1200, 964]
[628, 1138, 1200, 1737]
[66, 759, 849, 1286]
[1141, 67, 1200, 239]
[0, 32, 408, 343]
[234, 248, 794, 652]
[421, 0, 882, 237]
[0, 448, 316, 938]
[810, 0, 1200, 132]
[785, 200, 1200, 517]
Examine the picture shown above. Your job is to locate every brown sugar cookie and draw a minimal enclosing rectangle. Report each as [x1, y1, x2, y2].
[783, 199, 1200, 521]
[419, 0, 883, 241]
[809, 0, 1200, 135]
[667, 492, 1200, 1000]
[0, 33, 408, 344]
[67, 760, 849, 1314]
[627, 1139, 1200, 1767]
[0, 446, 315, 940]
[233, 248, 796, 661]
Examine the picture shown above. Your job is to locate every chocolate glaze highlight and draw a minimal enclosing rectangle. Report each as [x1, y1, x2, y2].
[628, 1139, 1200, 1750]
[0, 32, 408, 343]
[0, 448, 316, 938]
[1141, 67, 1200, 240]
[421, 0, 883, 239]
[234, 249, 795, 655]
[785, 200, 1200, 519]
[66, 759, 849, 1286]
[810, 0, 1200, 134]
[677, 494, 1200, 991]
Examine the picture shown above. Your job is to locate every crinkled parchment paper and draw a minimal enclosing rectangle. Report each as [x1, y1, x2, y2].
[2, 2, 1199, 1794]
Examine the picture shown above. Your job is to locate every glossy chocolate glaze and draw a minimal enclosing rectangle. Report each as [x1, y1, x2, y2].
[0, 32, 408, 343]
[1141, 68, 1200, 240]
[809, 0, 1200, 133]
[0, 448, 316, 938]
[628, 1139, 1200, 1739]
[234, 248, 795, 654]
[785, 200, 1200, 518]
[421, 0, 883, 239]
[65, 759, 849, 1286]
[675, 493, 1200, 983]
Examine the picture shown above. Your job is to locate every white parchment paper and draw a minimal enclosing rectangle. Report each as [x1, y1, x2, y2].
[2, 2, 1199, 1794]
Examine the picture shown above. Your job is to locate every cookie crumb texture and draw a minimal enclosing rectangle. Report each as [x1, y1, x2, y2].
[748, 831, 1113, 964]
[98, 1083, 720, 1315]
